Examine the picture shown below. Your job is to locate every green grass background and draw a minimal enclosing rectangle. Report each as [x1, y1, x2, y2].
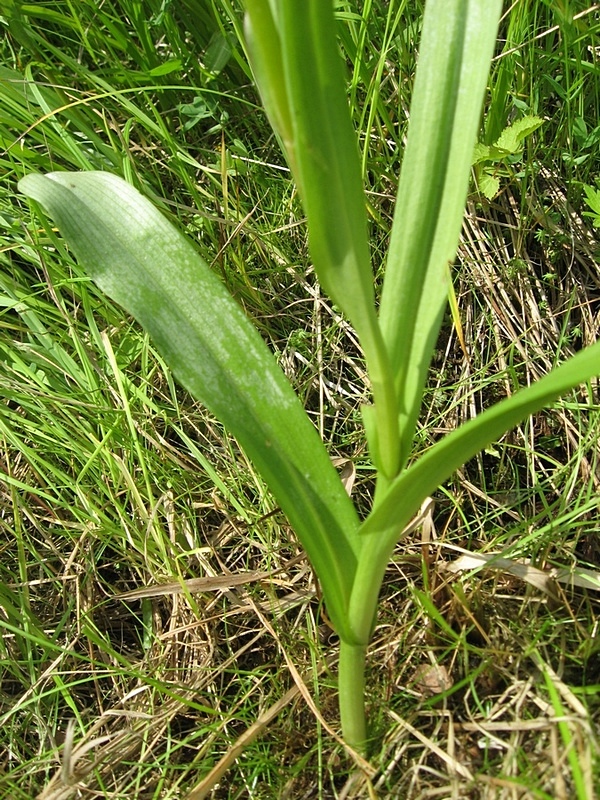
[1, 1, 600, 797]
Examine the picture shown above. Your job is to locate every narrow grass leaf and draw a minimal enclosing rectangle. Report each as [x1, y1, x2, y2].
[539, 660, 590, 800]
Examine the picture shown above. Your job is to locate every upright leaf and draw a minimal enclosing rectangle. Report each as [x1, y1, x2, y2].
[246, 0, 400, 477]
[379, 0, 503, 465]
[243, 0, 297, 173]
[277, 0, 374, 333]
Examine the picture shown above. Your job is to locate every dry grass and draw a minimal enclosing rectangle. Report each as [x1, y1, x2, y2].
[2, 1, 600, 796]
[10, 187, 598, 799]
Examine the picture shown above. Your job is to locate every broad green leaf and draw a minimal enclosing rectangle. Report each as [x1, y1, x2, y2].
[19, 170, 362, 642]
[277, 0, 375, 335]
[582, 184, 600, 227]
[472, 142, 493, 165]
[478, 171, 500, 200]
[472, 142, 511, 165]
[474, 116, 544, 165]
[379, 0, 503, 467]
[204, 32, 235, 75]
[247, 0, 400, 477]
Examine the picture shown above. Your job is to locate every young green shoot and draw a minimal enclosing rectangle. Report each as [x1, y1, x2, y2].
[18, 0, 600, 752]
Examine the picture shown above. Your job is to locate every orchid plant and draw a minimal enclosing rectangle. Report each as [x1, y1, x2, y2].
[19, 0, 600, 751]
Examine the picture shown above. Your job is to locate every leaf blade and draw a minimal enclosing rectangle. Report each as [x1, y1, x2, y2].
[19, 170, 362, 640]
[347, 342, 600, 643]
[379, 0, 503, 464]
[364, 341, 600, 539]
[245, 0, 401, 477]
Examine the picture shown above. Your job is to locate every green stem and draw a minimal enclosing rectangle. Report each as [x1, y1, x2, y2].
[360, 318, 401, 481]
[349, 507, 414, 646]
[338, 639, 368, 751]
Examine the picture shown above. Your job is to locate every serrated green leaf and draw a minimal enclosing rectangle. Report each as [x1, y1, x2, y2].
[478, 170, 500, 199]
[583, 184, 600, 215]
[473, 142, 513, 165]
[494, 114, 544, 153]
[472, 142, 492, 165]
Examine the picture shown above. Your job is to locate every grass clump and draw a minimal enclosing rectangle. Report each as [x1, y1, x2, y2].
[2, 1, 600, 797]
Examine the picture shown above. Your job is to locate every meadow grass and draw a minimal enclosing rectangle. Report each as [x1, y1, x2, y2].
[1, 1, 600, 797]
